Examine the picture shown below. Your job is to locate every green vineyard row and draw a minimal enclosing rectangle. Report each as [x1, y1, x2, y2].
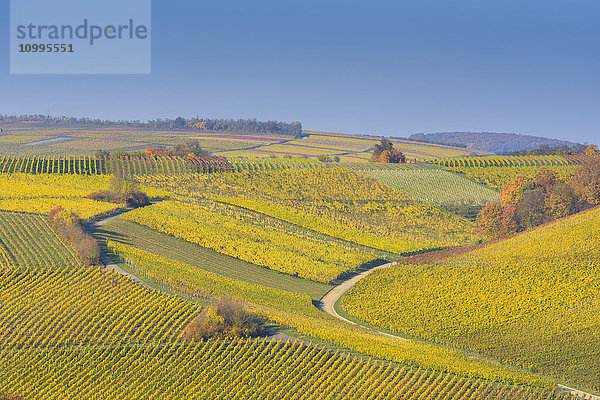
[425, 155, 592, 168]
[0, 155, 323, 175]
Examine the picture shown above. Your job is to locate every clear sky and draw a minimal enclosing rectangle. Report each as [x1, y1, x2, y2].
[1, 0, 599, 144]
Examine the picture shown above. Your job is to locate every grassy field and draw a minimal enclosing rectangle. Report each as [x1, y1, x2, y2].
[95, 217, 331, 299]
[342, 206, 600, 392]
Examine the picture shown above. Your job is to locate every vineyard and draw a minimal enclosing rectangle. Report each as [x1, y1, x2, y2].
[122, 200, 378, 283]
[444, 165, 581, 190]
[426, 155, 590, 168]
[137, 168, 477, 255]
[97, 217, 333, 298]
[216, 131, 486, 161]
[0, 154, 324, 175]
[0, 124, 598, 398]
[0, 211, 80, 269]
[0, 122, 292, 157]
[0, 337, 568, 400]
[342, 206, 600, 391]
[353, 166, 500, 208]
[107, 240, 556, 387]
[0, 173, 123, 219]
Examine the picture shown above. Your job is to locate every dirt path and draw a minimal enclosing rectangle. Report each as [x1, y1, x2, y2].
[319, 261, 399, 332]
[87, 212, 154, 291]
[557, 385, 599, 400]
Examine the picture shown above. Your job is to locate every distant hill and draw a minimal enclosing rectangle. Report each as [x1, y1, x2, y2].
[409, 132, 579, 154]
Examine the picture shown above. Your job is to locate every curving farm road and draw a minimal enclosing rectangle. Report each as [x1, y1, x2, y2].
[319, 260, 402, 340]
[86, 211, 154, 291]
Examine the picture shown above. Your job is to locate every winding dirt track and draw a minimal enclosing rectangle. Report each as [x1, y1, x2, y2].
[87, 212, 157, 291]
[319, 261, 404, 342]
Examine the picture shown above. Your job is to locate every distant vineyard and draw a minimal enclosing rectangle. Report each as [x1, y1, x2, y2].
[344, 163, 428, 171]
[446, 165, 580, 190]
[229, 157, 323, 171]
[0, 155, 322, 175]
[0, 155, 233, 175]
[0, 155, 101, 174]
[426, 155, 589, 168]
[0, 211, 80, 269]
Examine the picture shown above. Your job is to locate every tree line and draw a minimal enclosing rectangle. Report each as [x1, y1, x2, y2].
[508, 143, 591, 156]
[0, 114, 303, 137]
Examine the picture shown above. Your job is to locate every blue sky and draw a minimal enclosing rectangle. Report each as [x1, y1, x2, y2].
[1, 0, 599, 144]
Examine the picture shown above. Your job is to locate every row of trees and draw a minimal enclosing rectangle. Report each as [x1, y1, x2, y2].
[509, 143, 597, 156]
[477, 157, 600, 238]
[0, 115, 303, 137]
[94, 140, 211, 159]
[371, 139, 406, 163]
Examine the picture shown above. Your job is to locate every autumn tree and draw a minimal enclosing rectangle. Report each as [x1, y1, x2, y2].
[500, 175, 530, 208]
[584, 144, 599, 156]
[173, 140, 209, 157]
[476, 201, 502, 238]
[515, 186, 547, 230]
[145, 146, 174, 157]
[183, 298, 263, 341]
[570, 156, 600, 205]
[49, 207, 100, 266]
[545, 181, 579, 218]
[371, 139, 406, 163]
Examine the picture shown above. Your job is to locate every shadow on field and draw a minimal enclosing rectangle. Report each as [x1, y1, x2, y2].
[329, 258, 389, 286]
